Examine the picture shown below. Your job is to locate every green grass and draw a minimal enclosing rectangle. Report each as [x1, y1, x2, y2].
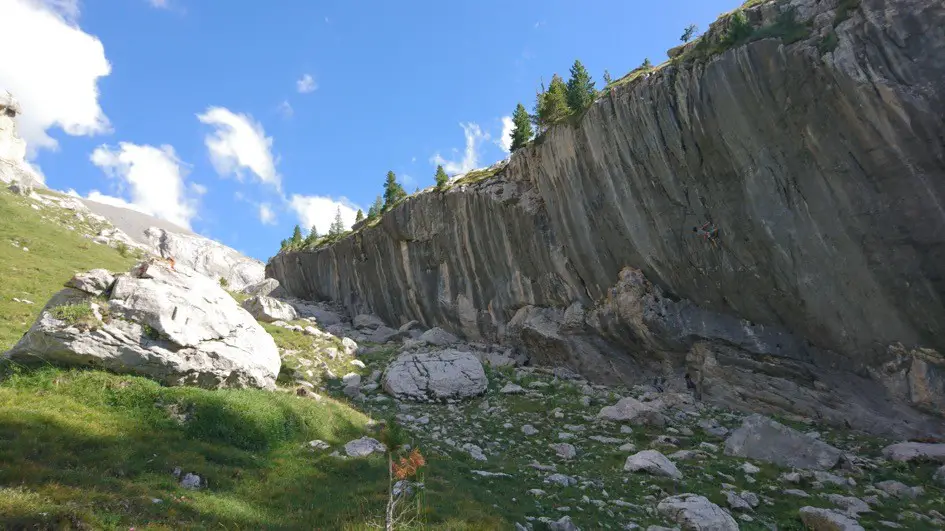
[450, 167, 500, 187]
[49, 302, 95, 325]
[672, 4, 811, 65]
[0, 367, 382, 530]
[0, 189, 136, 350]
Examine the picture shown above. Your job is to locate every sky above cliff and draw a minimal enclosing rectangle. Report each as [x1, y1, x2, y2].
[1, 0, 734, 260]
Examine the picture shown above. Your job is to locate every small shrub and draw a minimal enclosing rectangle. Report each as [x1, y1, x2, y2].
[115, 242, 129, 258]
[724, 10, 754, 46]
[819, 31, 839, 53]
[141, 323, 161, 341]
[218, 277, 229, 288]
[834, 0, 861, 26]
[50, 303, 94, 326]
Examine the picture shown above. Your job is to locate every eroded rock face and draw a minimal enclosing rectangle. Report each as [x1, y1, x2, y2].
[144, 227, 264, 291]
[724, 414, 841, 470]
[267, 0, 945, 438]
[382, 350, 488, 401]
[4, 261, 280, 388]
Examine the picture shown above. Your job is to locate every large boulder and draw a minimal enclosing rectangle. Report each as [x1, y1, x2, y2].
[881, 442, 945, 463]
[798, 506, 865, 531]
[623, 450, 682, 479]
[4, 261, 280, 388]
[598, 396, 668, 426]
[241, 278, 287, 298]
[657, 494, 738, 531]
[382, 350, 488, 401]
[241, 295, 298, 323]
[418, 327, 459, 347]
[724, 414, 842, 470]
[143, 227, 264, 291]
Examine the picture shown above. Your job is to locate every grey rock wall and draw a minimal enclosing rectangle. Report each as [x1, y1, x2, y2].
[268, 0, 945, 437]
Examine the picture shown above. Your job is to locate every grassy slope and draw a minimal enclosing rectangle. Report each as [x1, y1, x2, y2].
[0, 187, 507, 529]
[0, 189, 136, 350]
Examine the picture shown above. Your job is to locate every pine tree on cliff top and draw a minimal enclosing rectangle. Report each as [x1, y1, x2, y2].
[510, 103, 533, 152]
[566, 59, 596, 112]
[434, 165, 449, 190]
[537, 74, 571, 127]
[383, 171, 407, 211]
[328, 207, 345, 236]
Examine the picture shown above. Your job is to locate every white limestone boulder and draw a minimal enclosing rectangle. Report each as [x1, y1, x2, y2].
[382, 349, 487, 401]
[657, 494, 738, 531]
[241, 295, 298, 323]
[4, 261, 280, 389]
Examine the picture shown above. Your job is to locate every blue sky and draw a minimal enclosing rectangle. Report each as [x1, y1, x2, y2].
[1, 0, 735, 260]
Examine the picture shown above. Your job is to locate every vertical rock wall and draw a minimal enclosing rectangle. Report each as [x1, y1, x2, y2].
[269, 0, 945, 437]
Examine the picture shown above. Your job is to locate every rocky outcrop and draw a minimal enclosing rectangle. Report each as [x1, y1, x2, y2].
[267, 0, 945, 437]
[0, 92, 42, 188]
[4, 261, 280, 388]
[143, 227, 264, 290]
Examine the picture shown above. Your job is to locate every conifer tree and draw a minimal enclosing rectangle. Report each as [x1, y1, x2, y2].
[566, 60, 596, 112]
[681, 24, 698, 42]
[328, 207, 345, 236]
[434, 165, 449, 190]
[310, 225, 319, 239]
[355, 209, 364, 223]
[603, 70, 612, 85]
[537, 74, 571, 127]
[510, 103, 533, 152]
[383, 171, 407, 211]
[641, 58, 653, 71]
[367, 195, 383, 219]
[291, 225, 302, 246]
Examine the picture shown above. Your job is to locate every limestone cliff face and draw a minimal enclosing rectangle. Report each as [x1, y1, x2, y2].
[269, 0, 945, 437]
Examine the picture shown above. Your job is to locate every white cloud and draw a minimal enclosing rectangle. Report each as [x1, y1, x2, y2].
[497, 116, 513, 152]
[89, 142, 201, 230]
[259, 202, 277, 225]
[431, 122, 489, 175]
[288, 194, 360, 235]
[0, 0, 111, 154]
[296, 74, 317, 94]
[197, 106, 280, 191]
[277, 100, 294, 119]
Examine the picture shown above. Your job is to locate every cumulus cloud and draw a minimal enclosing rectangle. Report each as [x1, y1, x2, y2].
[89, 142, 202, 230]
[0, 0, 111, 154]
[277, 100, 294, 119]
[259, 203, 277, 225]
[288, 194, 360, 235]
[431, 122, 490, 175]
[197, 107, 280, 191]
[497, 116, 514, 152]
[296, 74, 317, 94]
